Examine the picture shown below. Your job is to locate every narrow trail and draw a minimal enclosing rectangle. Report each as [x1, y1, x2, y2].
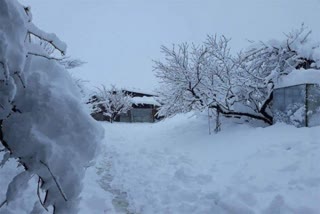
[97, 152, 134, 214]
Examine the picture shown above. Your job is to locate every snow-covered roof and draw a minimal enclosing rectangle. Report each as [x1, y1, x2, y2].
[131, 96, 161, 106]
[275, 69, 320, 89]
[123, 87, 157, 96]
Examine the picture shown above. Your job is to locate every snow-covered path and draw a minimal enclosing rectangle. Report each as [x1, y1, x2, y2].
[1, 114, 319, 213]
[83, 114, 320, 214]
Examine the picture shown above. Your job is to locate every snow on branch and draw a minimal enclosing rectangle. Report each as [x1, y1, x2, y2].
[27, 23, 67, 55]
[27, 31, 85, 70]
[40, 160, 68, 202]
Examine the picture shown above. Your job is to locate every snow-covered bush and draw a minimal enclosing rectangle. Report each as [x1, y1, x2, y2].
[154, 25, 320, 126]
[236, 24, 320, 124]
[88, 85, 132, 122]
[0, 1, 103, 213]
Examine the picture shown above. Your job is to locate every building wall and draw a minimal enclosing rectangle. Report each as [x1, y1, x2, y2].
[119, 111, 131, 122]
[273, 84, 306, 127]
[131, 108, 154, 122]
[119, 108, 155, 123]
[306, 84, 320, 127]
[273, 84, 320, 127]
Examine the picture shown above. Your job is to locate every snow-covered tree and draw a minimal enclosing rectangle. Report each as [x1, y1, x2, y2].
[154, 36, 240, 120]
[89, 85, 132, 122]
[235, 24, 320, 124]
[155, 25, 320, 125]
[0, 1, 103, 213]
[154, 43, 206, 116]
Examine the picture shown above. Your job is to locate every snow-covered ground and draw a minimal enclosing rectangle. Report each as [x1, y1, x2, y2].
[81, 114, 320, 213]
[1, 113, 320, 213]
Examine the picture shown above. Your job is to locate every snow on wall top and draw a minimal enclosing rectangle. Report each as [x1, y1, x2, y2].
[275, 69, 320, 89]
[131, 96, 160, 106]
[124, 87, 157, 96]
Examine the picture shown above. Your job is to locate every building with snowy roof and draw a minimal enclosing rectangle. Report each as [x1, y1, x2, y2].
[273, 69, 320, 127]
[117, 90, 161, 123]
[90, 89, 161, 123]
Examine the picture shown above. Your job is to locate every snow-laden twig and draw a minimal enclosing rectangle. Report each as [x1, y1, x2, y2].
[37, 177, 49, 212]
[27, 23, 66, 55]
[27, 52, 63, 61]
[40, 161, 68, 202]
[0, 200, 7, 209]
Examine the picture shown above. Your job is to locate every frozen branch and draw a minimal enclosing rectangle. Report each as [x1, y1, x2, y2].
[40, 161, 68, 202]
[37, 177, 49, 212]
[28, 52, 63, 61]
[27, 23, 66, 56]
[0, 200, 7, 209]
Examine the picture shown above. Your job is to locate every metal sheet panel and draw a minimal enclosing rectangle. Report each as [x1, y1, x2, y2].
[130, 109, 154, 123]
[307, 84, 320, 127]
[273, 84, 306, 127]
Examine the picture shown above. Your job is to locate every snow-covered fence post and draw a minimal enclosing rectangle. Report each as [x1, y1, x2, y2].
[214, 107, 221, 133]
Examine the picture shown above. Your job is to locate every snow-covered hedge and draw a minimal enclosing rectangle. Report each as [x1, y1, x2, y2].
[0, 1, 103, 213]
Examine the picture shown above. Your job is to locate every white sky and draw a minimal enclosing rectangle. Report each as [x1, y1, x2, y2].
[21, 0, 320, 92]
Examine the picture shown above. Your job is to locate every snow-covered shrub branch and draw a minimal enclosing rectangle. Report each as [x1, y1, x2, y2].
[0, 1, 103, 213]
[155, 25, 320, 125]
[88, 85, 132, 122]
[28, 27, 86, 70]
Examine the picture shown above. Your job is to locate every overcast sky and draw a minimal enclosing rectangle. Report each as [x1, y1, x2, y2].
[21, 0, 320, 92]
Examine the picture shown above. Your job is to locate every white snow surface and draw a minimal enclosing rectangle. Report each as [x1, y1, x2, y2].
[131, 96, 160, 106]
[95, 115, 320, 214]
[275, 69, 320, 88]
[1, 113, 320, 213]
